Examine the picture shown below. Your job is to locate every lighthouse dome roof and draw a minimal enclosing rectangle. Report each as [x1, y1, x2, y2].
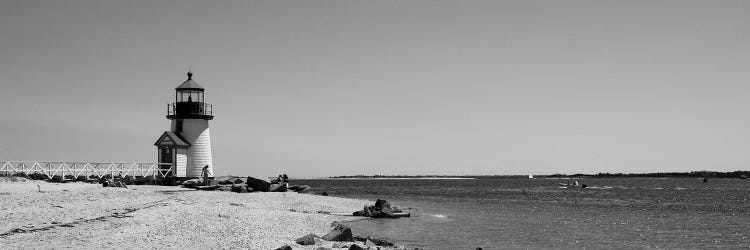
[176, 71, 204, 90]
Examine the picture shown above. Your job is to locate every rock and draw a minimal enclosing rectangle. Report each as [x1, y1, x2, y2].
[104, 181, 127, 188]
[270, 183, 287, 192]
[295, 233, 317, 245]
[348, 244, 365, 250]
[274, 245, 293, 250]
[51, 175, 63, 183]
[352, 236, 367, 242]
[288, 185, 311, 192]
[245, 176, 271, 192]
[218, 179, 234, 185]
[362, 206, 372, 217]
[322, 224, 353, 242]
[373, 199, 394, 218]
[182, 178, 201, 188]
[320, 192, 328, 196]
[233, 178, 244, 184]
[231, 184, 248, 193]
[315, 246, 331, 250]
[364, 239, 376, 246]
[365, 238, 394, 247]
[218, 186, 232, 192]
[332, 242, 350, 248]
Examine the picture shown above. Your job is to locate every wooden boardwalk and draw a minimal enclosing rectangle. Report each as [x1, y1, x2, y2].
[0, 161, 172, 179]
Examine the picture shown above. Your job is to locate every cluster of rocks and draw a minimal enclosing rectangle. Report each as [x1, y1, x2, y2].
[352, 199, 406, 218]
[275, 223, 400, 250]
[182, 176, 311, 194]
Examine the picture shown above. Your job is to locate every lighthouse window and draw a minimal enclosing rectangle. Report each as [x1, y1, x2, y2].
[176, 120, 183, 132]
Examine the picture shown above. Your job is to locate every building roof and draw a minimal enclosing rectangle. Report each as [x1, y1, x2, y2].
[176, 71, 204, 90]
[154, 131, 191, 148]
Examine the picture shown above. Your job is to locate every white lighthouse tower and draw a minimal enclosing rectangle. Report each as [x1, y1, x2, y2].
[154, 72, 214, 180]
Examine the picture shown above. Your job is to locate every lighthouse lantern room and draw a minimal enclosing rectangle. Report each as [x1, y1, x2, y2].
[154, 72, 214, 180]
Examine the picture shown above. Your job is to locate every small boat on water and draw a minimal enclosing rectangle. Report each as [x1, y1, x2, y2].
[528, 175, 534, 179]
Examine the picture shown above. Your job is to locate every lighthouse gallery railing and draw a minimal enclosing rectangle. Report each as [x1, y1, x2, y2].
[0, 161, 173, 179]
[167, 102, 212, 116]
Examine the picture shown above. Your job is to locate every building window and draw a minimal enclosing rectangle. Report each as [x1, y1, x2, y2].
[176, 120, 183, 132]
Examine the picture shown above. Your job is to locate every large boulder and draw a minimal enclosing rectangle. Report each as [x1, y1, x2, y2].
[295, 233, 317, 245]
[373, 199, 394, 218]
[322, 224, 353, 242]
[245, 176, 271, 192]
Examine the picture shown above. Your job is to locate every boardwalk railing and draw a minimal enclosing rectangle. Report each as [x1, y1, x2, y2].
[0, 161, 173, 179]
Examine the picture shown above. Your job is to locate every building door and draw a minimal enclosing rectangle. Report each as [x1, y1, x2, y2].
[159, 147, 174, 177]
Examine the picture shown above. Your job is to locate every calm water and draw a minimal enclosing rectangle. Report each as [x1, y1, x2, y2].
[294, 178, 750, 249]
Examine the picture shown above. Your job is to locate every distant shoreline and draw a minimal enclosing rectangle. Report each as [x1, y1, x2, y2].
[325, 171, 750, 179]
[322, 177, 476, 180]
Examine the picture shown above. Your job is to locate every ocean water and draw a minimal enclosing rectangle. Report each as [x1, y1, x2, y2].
[294, 178, 750, 249]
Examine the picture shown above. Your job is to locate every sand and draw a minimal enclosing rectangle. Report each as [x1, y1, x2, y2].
[0, 178, 395, 249]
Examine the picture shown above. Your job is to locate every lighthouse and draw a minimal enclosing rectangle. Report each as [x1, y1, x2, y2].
[154, 72, 214, 180]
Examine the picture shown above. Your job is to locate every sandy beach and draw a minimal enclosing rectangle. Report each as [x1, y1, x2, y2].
[0, 177, 388, 249]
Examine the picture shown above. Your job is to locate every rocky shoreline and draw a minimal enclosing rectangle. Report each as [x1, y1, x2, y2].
[0, 177, 412, 249]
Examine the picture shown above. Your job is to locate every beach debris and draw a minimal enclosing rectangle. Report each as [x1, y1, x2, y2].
[322, 224, 354, 242]
[295, 233, 318, 245]
[274, 245, 293, 250]
[102, 178, 128, 188]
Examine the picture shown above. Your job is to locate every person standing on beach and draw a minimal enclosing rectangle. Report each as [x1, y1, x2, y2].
[202, 165, 210, 186]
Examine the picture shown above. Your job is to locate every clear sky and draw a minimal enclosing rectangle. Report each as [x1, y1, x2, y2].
[2, 0, 750, 178]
